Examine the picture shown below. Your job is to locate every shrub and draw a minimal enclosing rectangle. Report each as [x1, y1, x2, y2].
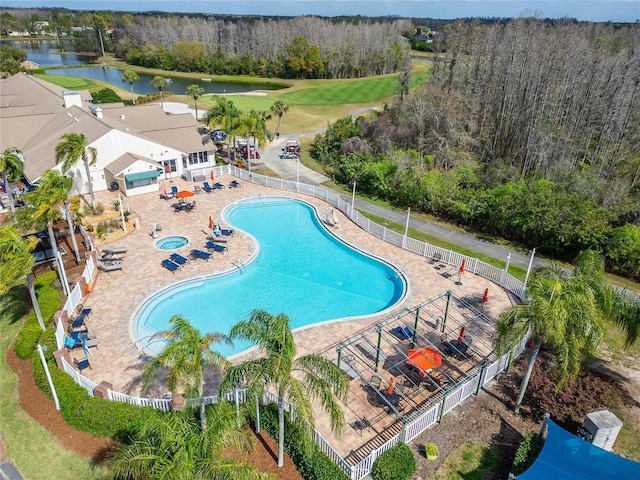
[371, 443, 416, 480]
[33, 351, 164, 440]
[14, 272, 61, 359]
[511, 431, 544, 475]
[424, 442, 438, 457]
[259, 402, 350, 480]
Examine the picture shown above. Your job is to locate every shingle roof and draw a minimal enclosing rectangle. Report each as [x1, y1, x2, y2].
[105, 152, 160, 176]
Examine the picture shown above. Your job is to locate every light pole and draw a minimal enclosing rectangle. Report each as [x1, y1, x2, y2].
[118, 193, 127, 234]
[37, 344, 60, 410]
[500, 253, 511, 286]
[351, 180, 357, 218]
[296, 156, 299, 185]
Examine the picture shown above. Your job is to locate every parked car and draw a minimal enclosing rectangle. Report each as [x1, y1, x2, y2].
[210, 129, 226, 142]
[284, 140, 301, 153]
[280, 151, 298, 159]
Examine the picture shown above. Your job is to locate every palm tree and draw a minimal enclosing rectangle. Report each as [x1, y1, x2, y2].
[15, 170, 71, 294]
[495, 250, 612, 413]
[0, 147, 24, 214]
[206, 97, 240, 162]
[40, 171, 80, 263]
[0, 225, 45, 331]
[142, 315, 232, 429]
[219, 310, 349, 468]
[108, 402, 274, 480]
[186, 84, 205, 121]
[269, 100, 289, 136]
[151, 76, 169, 109]
[55, 133, 98, 208]
[121, 70, 139, 104]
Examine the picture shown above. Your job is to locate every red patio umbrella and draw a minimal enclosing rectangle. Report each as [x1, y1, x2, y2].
[459, 258, 466, 274]
[482, 288, 489, 304]
[457, 326, 465, 343]
[208, 216, 213, 229]
[210, 170, 215, 181]
[167, 163, 172, 174]
[175, 190, 195, 198]
[386, 377, 395, 395]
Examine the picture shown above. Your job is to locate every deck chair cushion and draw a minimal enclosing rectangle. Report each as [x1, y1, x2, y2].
[64, 335, 76, 349]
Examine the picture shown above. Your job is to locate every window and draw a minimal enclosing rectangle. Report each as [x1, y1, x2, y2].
[188, 151, 208, 166]
[159, 159, 177, 174]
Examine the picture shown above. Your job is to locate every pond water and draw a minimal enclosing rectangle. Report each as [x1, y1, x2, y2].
[46, 66, 284, 95]
[8, 39, 96, 66]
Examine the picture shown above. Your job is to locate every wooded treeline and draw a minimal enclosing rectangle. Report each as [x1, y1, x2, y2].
[111, 15, 411, 78]
[311, 19, 640, 279]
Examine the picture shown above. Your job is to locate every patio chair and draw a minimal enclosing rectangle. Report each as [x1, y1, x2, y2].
[74, 355, 91, 371]
[202, 182, 214, 193]
[205, 241, 227, 253]
[68, 315, 87, 330]
[76, 303, 92, 318]
[194, 185, 203, 194]
[214, 182, 225, 189]
[64, 331, 98, 350]
[428, 252, 442, 265]
[190, 249, 212, 261]
[161, 259, 180, 273]
[169, 253, 190, 265]
[229, 180, 241, 188]
[171, 185, 178, 196]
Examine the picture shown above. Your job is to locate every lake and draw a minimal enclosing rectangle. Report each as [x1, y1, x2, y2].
[46, 66, 284, 95]
[8, 39, 96, 67]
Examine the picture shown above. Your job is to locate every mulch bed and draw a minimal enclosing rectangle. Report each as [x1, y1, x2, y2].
[6, 347, 303, 479]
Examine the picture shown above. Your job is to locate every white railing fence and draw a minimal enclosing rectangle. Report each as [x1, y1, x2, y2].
[49, 166, 531, 479]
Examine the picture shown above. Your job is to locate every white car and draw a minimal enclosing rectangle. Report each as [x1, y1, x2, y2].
[280, 151, 298, 159]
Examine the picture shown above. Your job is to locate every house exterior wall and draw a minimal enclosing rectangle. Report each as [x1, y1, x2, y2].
[65, 130, 182, 197]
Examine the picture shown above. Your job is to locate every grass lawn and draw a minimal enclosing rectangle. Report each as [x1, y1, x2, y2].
[0, 286, 102, 480]
[431, 442, 501, 480]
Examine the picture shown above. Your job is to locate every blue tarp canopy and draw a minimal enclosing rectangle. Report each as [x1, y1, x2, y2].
[518, 420, 640, 480]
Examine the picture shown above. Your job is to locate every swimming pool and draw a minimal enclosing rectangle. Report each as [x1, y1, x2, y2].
[133, 197, 406, 356]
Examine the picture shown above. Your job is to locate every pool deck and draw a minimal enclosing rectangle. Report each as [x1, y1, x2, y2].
[71, 175, 517, 455]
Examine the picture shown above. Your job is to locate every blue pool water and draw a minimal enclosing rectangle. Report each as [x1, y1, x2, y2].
[156, 235, 189, 250]
[134, 197, 405, 356]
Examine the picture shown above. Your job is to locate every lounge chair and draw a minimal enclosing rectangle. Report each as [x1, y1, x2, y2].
[98, 261, 122, 272]
[391, 326, 413, 340]
[214, 225, 235, 236]
[229, 180, 241, 188]
[214, 182, 225, 189]
[74, 356, 91, 371]
[356, 341, 386, 361]
[170, 253, 190, 265]
[191, 249, 212, 261]
[332, 356, 360, 380]
[205, 241, 227, 253]
[202, 182, 214, 193]
[98, 253, 122, 263]
[102, 246, 128, 255]
[194, 185, 203, 194]
[442, 267, 458, 278]
[161, 259, 180, 273]
[171, 186, 178, 196]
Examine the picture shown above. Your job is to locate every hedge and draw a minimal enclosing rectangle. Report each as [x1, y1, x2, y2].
[259, 402, 350, 480]
[14, 271, 60, 359]
[371, 443, 416, 480]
